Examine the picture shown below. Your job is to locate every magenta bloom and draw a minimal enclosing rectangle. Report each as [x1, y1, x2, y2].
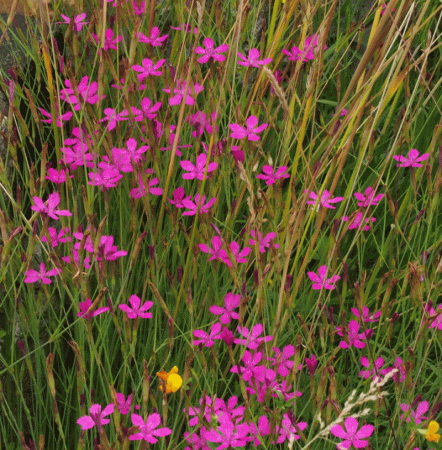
[204, 414, 251, 449]
[116, 393, 132, 415]
[282, 34, 326, 63]
[330, 417, 374, 449]
[399, 401, 428, 425]
[59, 75, 105, 111]
[359, 356, 386, 382]
[163, 79, 204, 106]
[229, 115, 268, 141]
[341, 212, 376, 231]
[168, 187, 191, 208]
[267, 345, 295, 377]
[256, 165, 289, 185]
[195, 37, 228, 63]
[137, 26, 168, 46]
[180, 153, 218, 180]
[131, 58, 165, 81]
[305, 189, 344, 210]
[393, 149, 429, 167]
[24, 262, 61, 284]
[276, 414, 308, 444]
[57, 13, 88, 31]
[181, 194, 216, 216]
[354, 186, 384, 207]
[193, 322, 222, 347]
[119, 295, 153, 319]
[234, 323, 273, 350]
[39, 106, 73, 127]
[30, 192, 72, 220]
[307, 265, 340, 290]
[77, 299, 110, 320]
[249, 230, 279, 253]
[209, 292, 241, 324]
[129, 412, 172, 442]
[336, 320, 371, 349]
[305, 354, 318, 376]
[90, 28, 122, 54]
[199, 236, 230, 266]
[77, 403, 114, 430]
[237, 49, 272, 67]
[45, 168, 73, 184]
[351, 306, 381, 323]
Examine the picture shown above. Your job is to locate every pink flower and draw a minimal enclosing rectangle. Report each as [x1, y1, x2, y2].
[234, 323, 273, 350]
[24, 262, 61, 284]
[276, 413, 308, 444]
[88, 166, 123, 189]
[39, 105, 73, 127]
[137, 27, 168, 46]
[59, 76, 105, 111]
[351, 306, 381, 323]
[31, 192, 72, 220]
[119, 295, 153, 319]
[182, 194, 216, 216]
[230, 349, 267, 382]
[237, 49, 272, 67]
[168, 187, 191, 208]
[305, 354, 318, 376]
[140, 97, 162, 119]
[330, 416, 374, 449]
[256, 165, 290, 185]
[399, 401, 428, 425]
[163, 79, 204, 106]
[359, 356, 385, 382]
[307, 265, 340, 290]
[116, 393, 132, 415]
[204, 414, 251, 449]
[129, 412, 172, 442]
[423, 303, 442, 330]
[267, 345, 295, 377]
[131, 58, 165, 81]
[60, 127, 97, 169]
[229, 241, 251, 264]
[341, 212, 376, 231]
[99, 107, 128, 131]
[249, 230, 279, 253]
[282, 34, 327, 63]
[180, 153, 218, 180]
[90, 28, 122, 54]
[171, 23, 198, 34]
[229, 115, 268, 141]
[77, 403, 114, 430]
[186, 111, 217, 137]
[305, 189, 344, 210]
[336, 320, 371, 349]
[193, 322, 222, 347]
[130, 172, 163, 198]
[393, 149, 429, 167]
[195, 37, 228, 63]
[45, 168, 73, 184]
[354, 187, 384, 207]
[209, 292, 240, 324]
[57, 13, 88, 32]
[199, 236, 230, 266]
[77, 299, 110, 320]
[41, 227, 71, 247]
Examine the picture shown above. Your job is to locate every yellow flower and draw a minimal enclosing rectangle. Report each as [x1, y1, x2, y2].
[157, 366, 183, 394]
[426, 421, 441, 443]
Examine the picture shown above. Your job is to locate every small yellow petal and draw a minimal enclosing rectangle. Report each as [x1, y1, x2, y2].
[166, 373, 183, 393]
[426, 421, 441, 443]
